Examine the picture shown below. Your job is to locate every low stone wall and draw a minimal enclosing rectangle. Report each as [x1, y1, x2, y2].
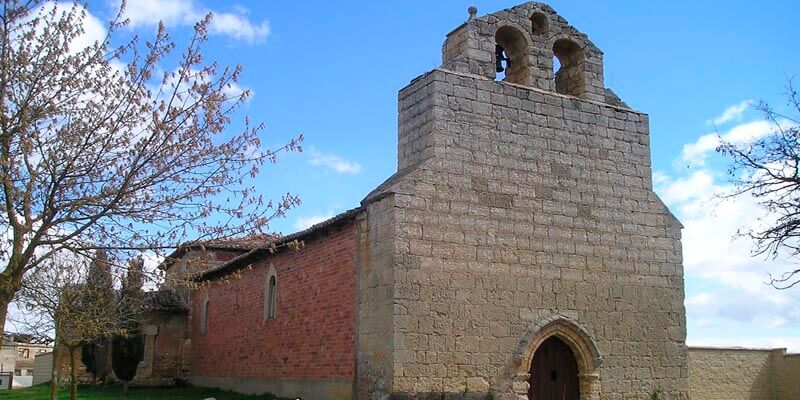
[688, 347, 799, 400]
[775, 352, 800, 400]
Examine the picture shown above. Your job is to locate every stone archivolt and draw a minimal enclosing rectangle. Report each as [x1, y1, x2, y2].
[510, 315, 602, 400]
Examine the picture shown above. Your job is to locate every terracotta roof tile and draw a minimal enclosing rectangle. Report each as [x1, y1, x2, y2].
[142, 289, 189, 313]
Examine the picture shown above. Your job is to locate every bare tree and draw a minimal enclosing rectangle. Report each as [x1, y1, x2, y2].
[0, 0, 302, 333]
[717, 81, 800, 289]
[14, 250, 139, 400]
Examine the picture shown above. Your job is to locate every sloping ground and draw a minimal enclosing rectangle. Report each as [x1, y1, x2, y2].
[0, 384, 291, 400]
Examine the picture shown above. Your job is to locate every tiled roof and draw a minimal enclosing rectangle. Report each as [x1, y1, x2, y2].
[196, 208, 362, 281]
[160, 233, 278, 271]
[183, 233, 278, 251]
[142, 289, 189, 313]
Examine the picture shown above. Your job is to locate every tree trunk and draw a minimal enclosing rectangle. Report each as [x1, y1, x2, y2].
[0, 251, 27, 336]
[68, 346, 77, 400]
[95, 337, 112, 385]
[0, 286, 13, 336]
[50, 345, 59, 400]
[123, 380, 129, 396]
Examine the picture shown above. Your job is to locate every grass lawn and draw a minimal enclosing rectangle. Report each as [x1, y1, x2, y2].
[0, 384, 292, 399]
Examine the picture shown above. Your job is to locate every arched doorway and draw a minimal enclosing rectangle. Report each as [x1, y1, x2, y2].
[528, 336, 579, 400]
[510, 315, 602, 400]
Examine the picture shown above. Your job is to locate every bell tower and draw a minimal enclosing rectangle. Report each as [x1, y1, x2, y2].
[441, 3, 605, 101]
[357, 3, 690, 400]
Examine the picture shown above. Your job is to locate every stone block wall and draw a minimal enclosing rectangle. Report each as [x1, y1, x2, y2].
[136, 312, 189, 386]
[775, 353, 800, 399]
[191, 221, 357, 400]
[53, 313, 189, 387]
[356, 196, 397, 400]
[359, 65, 689, 400]
[688, 347, 800, 400]
[54, 345, 94, 385]
[442, 3, 604, 101]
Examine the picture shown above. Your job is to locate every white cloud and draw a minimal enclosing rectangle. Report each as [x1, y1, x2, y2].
[210, 12, 269, 43]
[293, 213, 335, 231]
[308, 148, 362, 174]
[655, 168, 793, 293]
[685, 292, 715, 307]
[222, 80, 247, 100]
[685, 288, 798, 330]
[120, 0, 270, 44]
[680, 120, 775, 166]
[27, 2, 107, 55]
[656, 116, 800, 352]
[140, 250, 165, 291]
[706, 100, 752, 126]
[657, 170, 715, 204]
[159, 67, 249, 102]
[120, 0, 200, 27]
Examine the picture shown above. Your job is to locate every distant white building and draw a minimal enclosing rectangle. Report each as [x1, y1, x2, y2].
[0, 341, 15, 375]
[0, 341, 15, 390]
[1, 334, 52, 388]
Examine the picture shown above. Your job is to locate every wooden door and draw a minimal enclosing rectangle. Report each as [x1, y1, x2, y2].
[528, 336, 580, 400]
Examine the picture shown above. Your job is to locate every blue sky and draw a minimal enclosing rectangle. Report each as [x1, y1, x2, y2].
[83, 1, 799, 350]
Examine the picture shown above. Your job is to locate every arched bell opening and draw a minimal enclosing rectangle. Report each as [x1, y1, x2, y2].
[494, 25, 530, 85]
[552, 38, 586, 97]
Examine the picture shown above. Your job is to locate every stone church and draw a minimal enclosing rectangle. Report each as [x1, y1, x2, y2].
[153, 3, 692, 400]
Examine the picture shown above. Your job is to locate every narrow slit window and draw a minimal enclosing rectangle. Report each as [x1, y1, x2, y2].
[267, 275, 277, 319]
[264, 265, 278, 322]
[200, 298, 210, 334]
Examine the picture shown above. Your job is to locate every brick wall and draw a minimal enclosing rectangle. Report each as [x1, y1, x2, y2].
[688, 347, 800, 400]
[191, 221, 357, 383]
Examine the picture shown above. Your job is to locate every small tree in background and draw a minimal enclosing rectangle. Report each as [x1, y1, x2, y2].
[79, 250, 115, 385]
[111, 333, 144, 396]
[13, 251, 144, 400]
[112, 258, 145, 395]
[15, 251, 118, 400]
[717, 81, 800, 289]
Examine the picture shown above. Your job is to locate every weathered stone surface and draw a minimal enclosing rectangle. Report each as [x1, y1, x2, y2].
[357, 3, 689, 400]
[688, 347, 800, 400]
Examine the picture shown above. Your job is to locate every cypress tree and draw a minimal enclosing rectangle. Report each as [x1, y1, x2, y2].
[111, 257, 145, 395]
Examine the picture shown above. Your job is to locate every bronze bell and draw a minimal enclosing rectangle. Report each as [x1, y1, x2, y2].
[495, 44, 509, 73]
